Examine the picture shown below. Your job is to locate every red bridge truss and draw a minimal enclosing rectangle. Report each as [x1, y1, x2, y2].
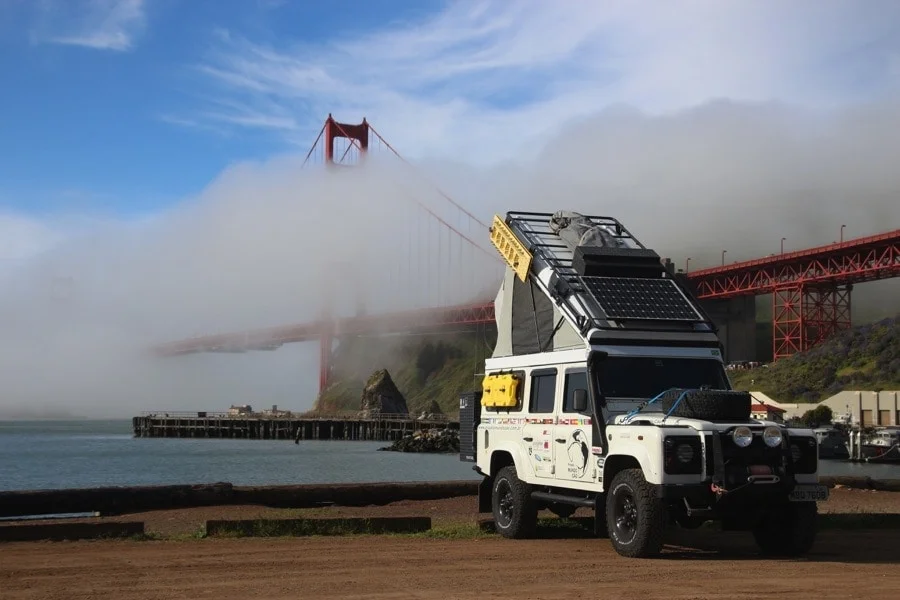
[686, 230, 900, 359]
[152, 115, 900, 392]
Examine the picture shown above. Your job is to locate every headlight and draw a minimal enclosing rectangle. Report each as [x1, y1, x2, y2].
[732, 426, 753, 448]
[664, 435, 702, 474]
[676, 443, 694, 463]
[763, 426, 783, 448]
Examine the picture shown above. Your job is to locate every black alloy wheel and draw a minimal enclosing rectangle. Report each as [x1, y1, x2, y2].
[605, 468, 666, 558]
[491, 465, 537, 539]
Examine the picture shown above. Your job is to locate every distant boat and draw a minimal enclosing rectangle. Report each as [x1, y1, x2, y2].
[850, 428, 900, 463]
[813, 427, 850, 459]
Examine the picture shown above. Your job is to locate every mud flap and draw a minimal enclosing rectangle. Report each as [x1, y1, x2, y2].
[593, 493, 608, 537]
[478, 476, 493, 513]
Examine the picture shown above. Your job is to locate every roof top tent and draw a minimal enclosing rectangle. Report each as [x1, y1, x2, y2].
[489, 210, 721, 358]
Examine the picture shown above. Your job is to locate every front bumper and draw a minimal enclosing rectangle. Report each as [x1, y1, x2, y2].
[657, 481, 829, 503]
[657, 428, 826, 509]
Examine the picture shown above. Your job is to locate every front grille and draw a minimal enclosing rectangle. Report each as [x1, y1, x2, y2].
[789, 435, 818, 474]
[704, 433, 715, 479]
[706, 429, 788, 488]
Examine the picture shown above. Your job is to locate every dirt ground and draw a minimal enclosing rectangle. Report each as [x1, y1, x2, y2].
[1, 487, 899, 599]
[2, 529, 899, 600]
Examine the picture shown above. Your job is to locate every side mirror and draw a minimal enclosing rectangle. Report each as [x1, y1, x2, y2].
[573, 389, 588, 413]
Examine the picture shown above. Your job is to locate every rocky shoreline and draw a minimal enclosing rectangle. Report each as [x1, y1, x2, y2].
[378, 428, 460, 453]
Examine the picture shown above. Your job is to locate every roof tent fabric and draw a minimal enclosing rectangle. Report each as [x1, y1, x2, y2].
[549, 210, 624, 252]
[511, 275, 555, 355]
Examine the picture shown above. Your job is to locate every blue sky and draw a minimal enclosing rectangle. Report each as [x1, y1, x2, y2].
[0, 0, 443, 217]
[1, 0, 899, 246]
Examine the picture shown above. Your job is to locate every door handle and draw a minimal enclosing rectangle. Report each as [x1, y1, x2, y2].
[523, 437, 533, 442]
[555, 438, 566, 443]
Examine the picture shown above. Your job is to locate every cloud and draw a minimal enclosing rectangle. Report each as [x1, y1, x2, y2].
[178, 0, 900, 164]
[0, 212, 64, 267]
[30, 0, 145, 51]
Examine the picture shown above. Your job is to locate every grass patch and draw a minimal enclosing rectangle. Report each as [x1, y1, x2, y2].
[416, 522, 491, 539]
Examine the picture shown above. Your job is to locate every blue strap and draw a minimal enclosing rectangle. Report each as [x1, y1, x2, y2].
[624, 388, 676, 421]
[663, 389, 698, 420]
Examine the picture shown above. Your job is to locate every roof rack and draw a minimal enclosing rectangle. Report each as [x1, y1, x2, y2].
[493, 211, 718, 339]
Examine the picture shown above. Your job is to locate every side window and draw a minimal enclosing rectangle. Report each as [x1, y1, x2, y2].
[563, 370, 588, 413]
[529, 370, 557, 414]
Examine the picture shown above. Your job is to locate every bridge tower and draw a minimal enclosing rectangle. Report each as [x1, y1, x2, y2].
[773, 284, 852, 360]
[323, 114, 369, 165]
[316, 115, 371, 392]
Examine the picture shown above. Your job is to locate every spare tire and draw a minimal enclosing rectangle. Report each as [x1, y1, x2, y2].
[655, 388, 751, 422]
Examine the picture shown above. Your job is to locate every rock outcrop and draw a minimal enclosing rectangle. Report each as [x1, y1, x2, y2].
[379, 428, 459, 453]
[417, 400, 444, 420]
[360, 369, 409, 417]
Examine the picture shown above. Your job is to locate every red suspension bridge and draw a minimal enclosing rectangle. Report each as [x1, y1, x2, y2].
[152, 115, 900, 392]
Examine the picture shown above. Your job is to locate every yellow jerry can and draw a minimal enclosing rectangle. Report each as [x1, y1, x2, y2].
[481, 373, 520, 408]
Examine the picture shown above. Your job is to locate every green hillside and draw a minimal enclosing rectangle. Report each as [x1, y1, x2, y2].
[312, 327, 496, 418]
[313, 310, 900, 414]
[728, 314, 900, 402]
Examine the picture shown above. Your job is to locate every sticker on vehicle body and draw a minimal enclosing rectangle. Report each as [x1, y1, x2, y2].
[565, 430, 590, 478]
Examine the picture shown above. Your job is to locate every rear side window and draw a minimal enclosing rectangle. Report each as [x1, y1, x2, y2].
[563, 370, 588, 413]
[529, 370, 557, 413]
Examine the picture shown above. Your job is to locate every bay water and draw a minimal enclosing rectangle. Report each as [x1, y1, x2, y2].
[0, 420, 896, 492]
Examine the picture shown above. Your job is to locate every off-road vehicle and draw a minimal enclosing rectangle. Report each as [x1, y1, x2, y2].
[459, 210, 827, 558]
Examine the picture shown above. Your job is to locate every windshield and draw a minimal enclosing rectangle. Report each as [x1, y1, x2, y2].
[597, 356, 730, 399]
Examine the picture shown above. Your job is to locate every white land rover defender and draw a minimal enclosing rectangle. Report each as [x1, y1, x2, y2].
[459, 210, 828, 558]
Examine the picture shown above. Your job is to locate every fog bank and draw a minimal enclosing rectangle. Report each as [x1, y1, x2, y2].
[2, 99, 899, 418]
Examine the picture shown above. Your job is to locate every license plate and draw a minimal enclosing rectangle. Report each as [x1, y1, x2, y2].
[789, 484, 829, 502]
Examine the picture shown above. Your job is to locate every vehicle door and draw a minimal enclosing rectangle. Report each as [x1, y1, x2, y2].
[553, 367, 595, 485]
[522, 367, 557, 479]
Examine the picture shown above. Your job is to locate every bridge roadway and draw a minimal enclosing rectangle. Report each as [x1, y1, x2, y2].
[151, 226, 900, 369]
[153, 301, 496, 356]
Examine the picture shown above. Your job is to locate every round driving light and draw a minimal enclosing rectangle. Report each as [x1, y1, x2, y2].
[676, 443, 694, 463]
[763, 426, 783, 448]
[732, 426, 753, 448]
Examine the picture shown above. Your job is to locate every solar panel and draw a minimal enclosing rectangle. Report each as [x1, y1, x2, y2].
[580, 276, 701, 321]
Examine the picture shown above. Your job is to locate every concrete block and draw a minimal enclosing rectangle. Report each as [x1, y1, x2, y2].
[0, 521, 144, 542]
[205, 516, 432, 537]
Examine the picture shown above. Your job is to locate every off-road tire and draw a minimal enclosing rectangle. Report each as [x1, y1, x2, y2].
[752, 501, 818, 557]
[605, 469, 666, 557]
[491, 466, 537, 538]
[657, 389, 751, 422]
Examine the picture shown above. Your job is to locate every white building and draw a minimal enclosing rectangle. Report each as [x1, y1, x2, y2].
[751, 390, 900, 427]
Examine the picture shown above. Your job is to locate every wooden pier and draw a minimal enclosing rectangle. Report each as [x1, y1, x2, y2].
[131, 412, 458, 442]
